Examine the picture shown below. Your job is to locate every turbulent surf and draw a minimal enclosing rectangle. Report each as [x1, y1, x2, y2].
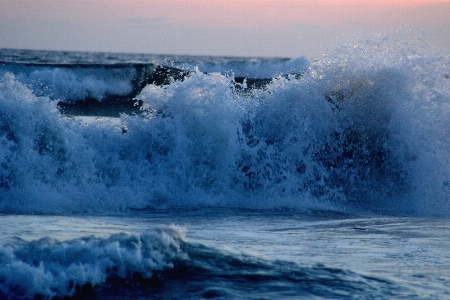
[0, 35, 449, 299]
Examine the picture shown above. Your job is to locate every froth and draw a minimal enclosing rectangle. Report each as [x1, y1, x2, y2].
[0, 226, 186, 299]
[0, 36, 449, 215]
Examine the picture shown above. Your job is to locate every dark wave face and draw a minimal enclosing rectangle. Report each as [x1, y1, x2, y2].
[0, 35, 449, 215]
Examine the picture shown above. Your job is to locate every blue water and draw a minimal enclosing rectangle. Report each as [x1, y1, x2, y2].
[0, 35, 450, 299]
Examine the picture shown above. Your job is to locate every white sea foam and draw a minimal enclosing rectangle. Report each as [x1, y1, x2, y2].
[0, 64, 134, 102]
[0, 225, 186, 299]
[0, 36, 449, 215]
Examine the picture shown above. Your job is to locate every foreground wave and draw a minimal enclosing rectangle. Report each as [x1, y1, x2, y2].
[0, 225, 407, 300]
[0, 36, 449, 215]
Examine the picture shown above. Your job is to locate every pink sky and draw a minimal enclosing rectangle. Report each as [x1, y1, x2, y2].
[1, 0, 449, 57]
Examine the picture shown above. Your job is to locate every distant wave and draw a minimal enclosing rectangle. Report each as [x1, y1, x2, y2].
[0, 57, 308, 117]
[0, 36, 449, 215]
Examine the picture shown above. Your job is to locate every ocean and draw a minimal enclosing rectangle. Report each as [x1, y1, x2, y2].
[0, 35, 449, 299]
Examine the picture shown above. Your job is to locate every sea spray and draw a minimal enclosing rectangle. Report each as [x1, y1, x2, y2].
[0, 36, 449, 215]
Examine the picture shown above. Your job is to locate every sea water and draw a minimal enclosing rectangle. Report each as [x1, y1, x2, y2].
[0, 35, 449, 299]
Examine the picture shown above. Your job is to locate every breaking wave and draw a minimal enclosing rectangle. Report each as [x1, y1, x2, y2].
[0, 225, 408, 300]
[0, 36, 449, 215]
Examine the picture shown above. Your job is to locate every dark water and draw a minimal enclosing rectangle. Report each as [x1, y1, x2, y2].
[0, 35, 450, 299]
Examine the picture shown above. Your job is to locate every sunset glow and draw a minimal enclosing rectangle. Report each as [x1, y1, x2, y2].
[0, 0, 449, 57]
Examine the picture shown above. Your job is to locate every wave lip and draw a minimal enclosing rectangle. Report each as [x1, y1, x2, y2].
[0, 226, 186, 299]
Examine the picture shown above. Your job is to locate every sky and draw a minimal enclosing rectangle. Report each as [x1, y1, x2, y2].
[0, 0, 449, 58]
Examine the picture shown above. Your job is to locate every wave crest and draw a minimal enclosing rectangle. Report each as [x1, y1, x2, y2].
[0, 36, 449, 215]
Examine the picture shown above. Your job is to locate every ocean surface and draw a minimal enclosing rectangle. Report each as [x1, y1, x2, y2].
[0, 35, 450, 299]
